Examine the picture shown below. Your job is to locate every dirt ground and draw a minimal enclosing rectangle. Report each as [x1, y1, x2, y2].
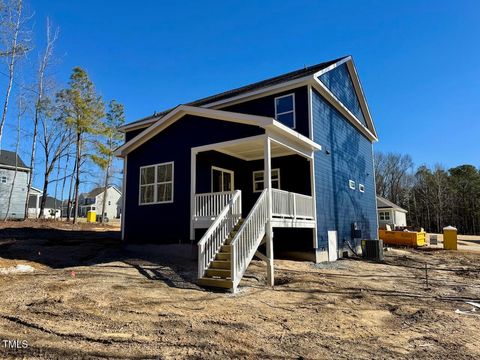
[0, 221, 479, 359]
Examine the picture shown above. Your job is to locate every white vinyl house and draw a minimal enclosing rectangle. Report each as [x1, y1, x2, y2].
[78, 186, 122, 220]
[376, 196, 407, 229]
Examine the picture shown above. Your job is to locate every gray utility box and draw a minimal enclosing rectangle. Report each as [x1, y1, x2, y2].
[361, 239, 384, 262]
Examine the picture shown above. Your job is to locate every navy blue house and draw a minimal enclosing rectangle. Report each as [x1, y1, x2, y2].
[116, 56, 379, 290]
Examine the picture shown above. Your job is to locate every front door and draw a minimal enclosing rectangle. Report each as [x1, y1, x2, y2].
[211, 166, 234, 192]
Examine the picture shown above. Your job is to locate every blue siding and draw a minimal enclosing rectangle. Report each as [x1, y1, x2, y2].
[125, 115, 263, 243]
[318, 63, 367, 127]
[222, 86, 310, 138]
[312, 89, 377, 251]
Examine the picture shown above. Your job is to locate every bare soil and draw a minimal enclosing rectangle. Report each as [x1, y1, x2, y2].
[0, 221, 479, 359]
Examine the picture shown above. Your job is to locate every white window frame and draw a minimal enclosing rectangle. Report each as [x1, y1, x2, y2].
[138, 161, 174, 205]
[253, 168, 281, 193]
[379, 211, 391, 221]
[359, 183, 365, 193]
[274, 93, 296, 129]
[0, 176, 6, 184]
[211, 166, 234, 193]
[349, 179, 356, 190]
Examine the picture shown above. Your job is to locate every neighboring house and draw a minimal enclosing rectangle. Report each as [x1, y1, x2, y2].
[0, 150, 30, 220]
[78, 186, 122, 220]
[377, 196, 408, 228]
[116, 56, 379, 291]
[28, 189, 62, 219]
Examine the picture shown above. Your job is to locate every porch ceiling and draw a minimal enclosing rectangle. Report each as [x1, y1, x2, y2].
[215, 137, 295, 161]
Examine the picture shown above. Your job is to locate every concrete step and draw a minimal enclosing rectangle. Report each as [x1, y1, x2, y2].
[210, 260, 231, 269]
[205, 268, 231, 278]
[215, 252, 231, 261]
[198, 277, 233, 289]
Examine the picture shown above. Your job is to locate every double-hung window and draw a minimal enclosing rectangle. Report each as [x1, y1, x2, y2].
[274, 93, 295, 128]
[139, 162, 174, 205]
[379, 211, 391, 221]
[0, 176, 6, 184]
[253, 169, 280, 192]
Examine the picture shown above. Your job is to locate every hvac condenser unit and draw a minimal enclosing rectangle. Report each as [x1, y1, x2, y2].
[361, 239, 384, 261]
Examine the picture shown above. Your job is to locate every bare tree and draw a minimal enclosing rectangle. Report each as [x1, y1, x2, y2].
[24, 18, 59, 218]
[0, 0, 29, 150]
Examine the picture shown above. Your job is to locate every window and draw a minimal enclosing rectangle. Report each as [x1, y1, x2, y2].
[1, 176, 6, 184]
[108, 201, 111, 206]
[274, 93, 295, 128]
[349, 180, 355, 190]
[211, 167, 234, 193]
[359, 184, 365, 193]
[379, 211, 391, 221]
[139, 162, 174, 205]
[253, 169, 280, 192]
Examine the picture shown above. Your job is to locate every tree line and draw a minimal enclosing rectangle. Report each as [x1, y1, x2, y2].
[0, 0, 125, 223]
[375, 152, 480, 235]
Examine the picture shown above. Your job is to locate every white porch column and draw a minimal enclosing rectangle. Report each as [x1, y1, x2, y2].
[190, 150, 197, 241]
[309, 153, 318, 249]
[264, 136, 274, 286]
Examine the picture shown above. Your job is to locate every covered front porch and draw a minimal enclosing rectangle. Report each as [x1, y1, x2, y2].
[190, 130, 321, 291]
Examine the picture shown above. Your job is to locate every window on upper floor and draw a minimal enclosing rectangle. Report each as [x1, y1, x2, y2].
[274, 93, 295, 128]
[1, 176, 6, 184]
[139, 162, 174, 205]
[349, 180, 355, 190]
[359, 184, 365, 193]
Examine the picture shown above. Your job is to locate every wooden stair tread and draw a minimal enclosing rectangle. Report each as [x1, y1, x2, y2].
[198, 277, 233, 289]
[205, 268, 231, 278]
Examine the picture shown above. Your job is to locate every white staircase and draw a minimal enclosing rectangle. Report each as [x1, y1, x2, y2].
[197, 189, 268, 291]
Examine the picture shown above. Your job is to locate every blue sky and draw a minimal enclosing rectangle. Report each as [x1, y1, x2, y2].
[10, 0, 480, 173]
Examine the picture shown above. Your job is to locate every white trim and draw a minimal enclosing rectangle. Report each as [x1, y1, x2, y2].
[116, 106, 273, 156]
[307, 84, 313, 140]
[359, 183, 365, 193]
[190, 150, 197, 240]
[205, 77, 312, 109]
[211, 166, 234, 192]
[309, 154, 318, 247]
[0, 164, 30, 172]
[313, 56, 351, 79]
[252, 168, 280, 193]
[274, 93, 296, 129]
[312, 77, 377, 142]
[138, 161, 174, 205]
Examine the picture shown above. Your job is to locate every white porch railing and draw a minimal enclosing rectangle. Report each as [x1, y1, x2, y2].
[271, 188, 314, 219]
[230, 189, 268, 289]
[194, 191, 237, 220]
[197, 190, 242, 278]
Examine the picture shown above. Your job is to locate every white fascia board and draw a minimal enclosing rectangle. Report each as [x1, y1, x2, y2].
[202, 76, 313, 109]
[115, 105, 273, 157]
[120, 76, 312, 133]
[313, 56, 351, 79]
[311, 77, 378, 142]
[267, 121, 321, 152]
[345, 59, 378, 139]
[0, 164, 30, 172]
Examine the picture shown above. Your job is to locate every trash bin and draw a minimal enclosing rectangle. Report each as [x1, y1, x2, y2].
[87, 210, 96, 223]
[443, 226, 457, 250]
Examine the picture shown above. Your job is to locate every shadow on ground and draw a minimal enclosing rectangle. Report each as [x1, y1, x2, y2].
[0, 226, 199, 290]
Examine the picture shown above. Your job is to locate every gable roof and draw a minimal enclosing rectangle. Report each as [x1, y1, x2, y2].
[115, 105, 321, 157]
[83, 185, 122, 199]
[121, 57, 347, 132]
[377, 196, 407, 213]
[119, 56, 378, 143]
[0, 150, 29, 170]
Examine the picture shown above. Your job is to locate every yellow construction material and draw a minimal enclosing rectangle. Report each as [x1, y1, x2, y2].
[87, 210, 96, 223]
[378, 229, 426, 247]
[443, 226, 457, 250]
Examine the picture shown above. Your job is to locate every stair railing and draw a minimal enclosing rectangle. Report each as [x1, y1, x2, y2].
[230, 189, 268, 290]
[197, 190, 242, 278]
